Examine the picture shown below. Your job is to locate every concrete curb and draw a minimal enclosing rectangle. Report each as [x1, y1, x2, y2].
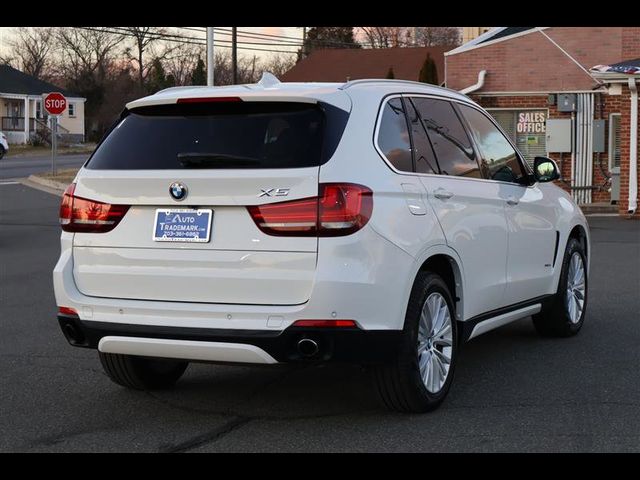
[27, 174, 70, 192]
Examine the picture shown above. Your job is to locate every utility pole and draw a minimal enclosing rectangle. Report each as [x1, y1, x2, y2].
[232, 27, 238, 84]
[206, 27, 214, 86]
[302, 26, 307, 58]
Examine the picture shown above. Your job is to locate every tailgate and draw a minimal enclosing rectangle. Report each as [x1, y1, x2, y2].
[69, 100, 349, 305]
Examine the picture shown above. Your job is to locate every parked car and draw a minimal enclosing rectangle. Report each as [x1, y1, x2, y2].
[0, 131, 9, 159]
[53, 78, 589, 412]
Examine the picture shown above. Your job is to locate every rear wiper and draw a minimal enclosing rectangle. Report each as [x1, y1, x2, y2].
[177, 153, 261, 168]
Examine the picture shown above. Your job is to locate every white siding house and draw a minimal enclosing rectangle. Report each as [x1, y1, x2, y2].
[0, 65, 86, 144]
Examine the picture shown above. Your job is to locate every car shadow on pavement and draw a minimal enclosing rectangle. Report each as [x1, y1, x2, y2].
[139, 317, 547, 420]
[145, 361, 382, 420]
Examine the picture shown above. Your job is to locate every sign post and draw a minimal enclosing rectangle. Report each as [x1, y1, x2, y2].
[42, 92, 67, 175]
[51, 116, 58, 175]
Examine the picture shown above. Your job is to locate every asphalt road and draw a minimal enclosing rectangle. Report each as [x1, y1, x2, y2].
[1, 183, 639, 452]
[0, 153, 88, 180]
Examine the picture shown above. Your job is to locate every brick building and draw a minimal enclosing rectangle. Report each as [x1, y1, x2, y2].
[445, 27, 640, 216]
[281, 46, 450, 84]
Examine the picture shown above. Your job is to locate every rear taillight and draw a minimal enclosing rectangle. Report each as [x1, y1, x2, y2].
[58, 306, 78, 316]
[177, 96, 243, 103]
[59, 183, 129, 233]
[247, 183, 372, 237]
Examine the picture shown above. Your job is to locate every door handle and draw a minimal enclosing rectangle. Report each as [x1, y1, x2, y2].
[506, 196, 519, 206]
[433, 188, 453, 200]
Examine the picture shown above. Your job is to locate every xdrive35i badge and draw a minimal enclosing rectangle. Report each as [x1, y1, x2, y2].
[169, 182, 187, 201]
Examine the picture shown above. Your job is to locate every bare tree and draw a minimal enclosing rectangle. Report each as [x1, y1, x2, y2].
[55, 27, 125, 81]
[53, 28, 132, 142]
[259, 53, 296, 79]
[6, 27, 55, 79]
[414, 27, 461, 47]
[162, 43, 205, 86]
[212, 51, 255, 86]
[122, 27, 176, 90]
[0, 54, 15, 66]
[358, 27, 461, 48]
[358, 27, 410, 48]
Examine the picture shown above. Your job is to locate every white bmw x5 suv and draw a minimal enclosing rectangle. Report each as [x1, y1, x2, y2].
[53, 77, 589, 412]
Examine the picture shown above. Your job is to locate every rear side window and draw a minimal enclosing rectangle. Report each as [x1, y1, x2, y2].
[458, 104, 526, 183]
[377, 98, 413, 172]
[86, 102, 348, 170]
[411, 97, 481, 178]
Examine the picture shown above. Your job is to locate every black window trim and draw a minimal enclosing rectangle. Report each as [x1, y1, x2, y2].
[406, 97, 441, 175]
[399, 96, 417, 173]
[373, 92, 536, 188]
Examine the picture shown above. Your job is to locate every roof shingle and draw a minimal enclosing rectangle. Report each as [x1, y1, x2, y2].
[0, 65, 79, 97]
[280, 47, 451, 84]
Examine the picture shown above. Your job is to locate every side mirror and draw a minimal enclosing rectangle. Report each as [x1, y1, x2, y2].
[533, 156, 560, 183]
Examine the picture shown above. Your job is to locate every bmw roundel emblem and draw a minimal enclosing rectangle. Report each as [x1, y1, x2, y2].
[169, 182, 187, 201]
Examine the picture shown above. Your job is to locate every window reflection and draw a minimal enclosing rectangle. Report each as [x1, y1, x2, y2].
[411, 98, 480, 178]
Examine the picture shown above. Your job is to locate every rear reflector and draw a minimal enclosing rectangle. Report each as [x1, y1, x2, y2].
[292, 320, 358, 328]
[247, 183, 372, 237]
[58, 306, 78, 316]
[177, 96, 243, 104]
[59, 183, 130, 233]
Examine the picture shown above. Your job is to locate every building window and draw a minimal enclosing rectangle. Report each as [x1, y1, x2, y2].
[36, 101, 42, 119]
[68, 103, 76, 117]
[609, 113, 621, 171]
[488, 109, 548, 166]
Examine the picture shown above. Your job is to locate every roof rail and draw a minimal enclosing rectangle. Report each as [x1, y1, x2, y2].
[339, 78, 470, 98]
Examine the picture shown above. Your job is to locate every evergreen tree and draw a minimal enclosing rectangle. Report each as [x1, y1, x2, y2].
[190, 57, 206, 85]
[146, 58, 174, 93]
[386, 67, 395, 79]
[299, 27, 360, 58]
[418, 53, 438, 85]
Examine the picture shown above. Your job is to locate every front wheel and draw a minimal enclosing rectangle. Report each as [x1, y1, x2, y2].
[533, 238, 588, 337]
[0, 146, 6, 159]
[99, 352, 188, 390]
[372, 272, 458, 413]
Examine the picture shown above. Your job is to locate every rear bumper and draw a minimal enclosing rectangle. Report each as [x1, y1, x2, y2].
[54, 223, 417, 332]
[58, 314, 403, 364]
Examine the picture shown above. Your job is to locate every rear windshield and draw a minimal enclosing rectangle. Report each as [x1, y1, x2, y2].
[86, 101, 348, 170]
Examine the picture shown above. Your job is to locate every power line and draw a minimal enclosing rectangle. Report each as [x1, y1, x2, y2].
[162, 27, 304, 47]
[78, 26, 299, 55]
[175, 26, 302, 46]
[177, 26, 373, 49]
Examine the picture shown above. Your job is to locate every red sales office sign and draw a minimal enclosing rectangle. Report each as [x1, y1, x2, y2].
[43, 92, 67, 116]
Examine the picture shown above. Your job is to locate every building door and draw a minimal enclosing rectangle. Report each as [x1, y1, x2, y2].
[9, 101, 23, 130]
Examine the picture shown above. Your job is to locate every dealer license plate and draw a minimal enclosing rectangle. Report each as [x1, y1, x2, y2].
[153, 209, 212, 243]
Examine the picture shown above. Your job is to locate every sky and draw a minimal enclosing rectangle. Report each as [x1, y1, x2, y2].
[0, 27, 305, 61]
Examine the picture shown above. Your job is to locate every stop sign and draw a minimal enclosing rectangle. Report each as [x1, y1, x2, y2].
[43, 92, 67, 116]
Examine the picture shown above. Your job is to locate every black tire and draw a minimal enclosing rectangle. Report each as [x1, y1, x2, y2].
[372, 272, 458, 413]
[99, 352, 188, 390]
[0, 146, 5, 160]
[533, 238, 588, 337]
